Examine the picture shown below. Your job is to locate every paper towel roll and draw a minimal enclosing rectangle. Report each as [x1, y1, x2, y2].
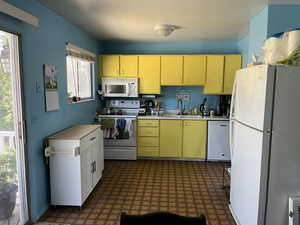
[287, 30, 300, 56]
[262, 37, 286, 64]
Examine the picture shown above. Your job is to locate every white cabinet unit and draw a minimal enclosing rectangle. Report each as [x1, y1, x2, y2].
[207, 121, 230, 161]
[48, 125, 104, 206]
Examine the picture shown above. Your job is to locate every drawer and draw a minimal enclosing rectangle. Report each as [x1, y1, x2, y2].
[138, 147, 159, 157]
[80, 129, 98, 147]
[138, 127, 159, 137]
[138, 120, 159, 127]
[138, 137, 159, 147]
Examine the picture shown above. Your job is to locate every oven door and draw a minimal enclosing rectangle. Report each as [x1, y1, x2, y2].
[101, 118, 137, 147]
[104, 83, 129, 97]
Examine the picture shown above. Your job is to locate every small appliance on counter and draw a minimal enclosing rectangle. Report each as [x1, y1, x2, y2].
[218, 95, 231, 117]
[101, 77, 138, 97]
[139, 99, 161, 116]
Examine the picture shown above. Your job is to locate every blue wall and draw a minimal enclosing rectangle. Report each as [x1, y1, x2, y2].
[102, 41, 239, 54]
[238, 36, 249, 67]
[248, 6, 269, 62]
[156, 86, 219, 110]
[0, 0, 101, 221]
[267, 4, 300, 37]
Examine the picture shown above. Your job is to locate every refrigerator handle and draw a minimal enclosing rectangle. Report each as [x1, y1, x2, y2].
[229, 120, 234, 160]
[230, 77, 237, 119]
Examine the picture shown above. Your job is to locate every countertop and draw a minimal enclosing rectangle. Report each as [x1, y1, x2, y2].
[137, 115, 229, 121]
[48, 125, 101, 140]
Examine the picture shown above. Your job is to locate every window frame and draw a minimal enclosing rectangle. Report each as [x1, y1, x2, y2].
[66, 54, 95, 104]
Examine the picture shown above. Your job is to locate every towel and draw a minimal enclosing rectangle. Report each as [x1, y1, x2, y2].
[111, 118, 119, 139]
[116, 119, 126, 129]
[125, 119, 133, 137]
[101, 118, 115, 129]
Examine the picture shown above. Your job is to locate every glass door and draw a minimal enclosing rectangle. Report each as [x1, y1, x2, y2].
[0, 30, 28, 225]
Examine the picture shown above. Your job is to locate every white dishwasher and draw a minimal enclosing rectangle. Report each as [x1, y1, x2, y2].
[207, 120, 230, 161]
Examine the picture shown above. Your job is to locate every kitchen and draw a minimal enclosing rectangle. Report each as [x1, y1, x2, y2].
[0, 1, 300, 225]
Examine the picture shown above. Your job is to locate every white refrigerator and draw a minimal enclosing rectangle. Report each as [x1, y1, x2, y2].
[229, 64, 300, 225]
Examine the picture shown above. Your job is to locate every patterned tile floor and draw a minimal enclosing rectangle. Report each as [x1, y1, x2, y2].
[41, 160, 235, 225]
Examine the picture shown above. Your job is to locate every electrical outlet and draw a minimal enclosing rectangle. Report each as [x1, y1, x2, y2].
[36, 81, 41, 94]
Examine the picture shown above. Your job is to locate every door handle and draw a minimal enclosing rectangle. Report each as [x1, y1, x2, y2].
[91, 162, 94, 173]
[90, 137, 96, 141]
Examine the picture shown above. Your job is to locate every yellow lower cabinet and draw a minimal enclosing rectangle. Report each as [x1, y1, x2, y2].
[138, 127, 159, 137]
[182, 120, 207, 159]
[138, 147, 159, 157]
[159, 120, 182, 158]
[138, 120, 160, 157]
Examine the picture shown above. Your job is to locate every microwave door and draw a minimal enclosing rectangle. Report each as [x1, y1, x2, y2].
[106, 84, 127, 96]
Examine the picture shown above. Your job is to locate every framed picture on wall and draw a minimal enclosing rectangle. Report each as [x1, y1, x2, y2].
[43, 64, 59, 111]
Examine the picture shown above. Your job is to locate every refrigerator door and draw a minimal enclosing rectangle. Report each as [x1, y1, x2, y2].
[230, 121, 264, 225]
[264, 65, 300, 225]
[232, 65, 274, 131]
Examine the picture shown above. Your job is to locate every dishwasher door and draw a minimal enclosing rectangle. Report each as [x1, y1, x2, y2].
[207, 121, 230, 161]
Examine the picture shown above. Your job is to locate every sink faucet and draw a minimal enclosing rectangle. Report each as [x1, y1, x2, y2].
[177, 99, 184, 115]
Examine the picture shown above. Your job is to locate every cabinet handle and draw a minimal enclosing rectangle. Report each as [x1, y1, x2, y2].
[90, 137, 96, 141]
[94, 161, 96, 173]
[220, 124, 228, 127]
[91, 162, 94, 173]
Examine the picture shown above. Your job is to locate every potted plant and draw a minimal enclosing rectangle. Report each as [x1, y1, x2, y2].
[0, 147, 18, 220]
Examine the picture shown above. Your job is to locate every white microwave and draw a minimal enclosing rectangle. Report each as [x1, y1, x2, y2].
[102, 77, 139, 97]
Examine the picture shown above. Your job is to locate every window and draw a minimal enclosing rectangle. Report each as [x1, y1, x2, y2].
[66, 43, 95, 103]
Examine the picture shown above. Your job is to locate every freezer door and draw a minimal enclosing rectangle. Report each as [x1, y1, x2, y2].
[232, 65, 274, 131]
[230, 121, 264, 225]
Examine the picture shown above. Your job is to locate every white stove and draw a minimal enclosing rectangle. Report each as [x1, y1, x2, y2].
[98, 100, 139, 160]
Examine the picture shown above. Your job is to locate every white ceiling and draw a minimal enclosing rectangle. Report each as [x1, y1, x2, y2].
[37, 0, 299, 42]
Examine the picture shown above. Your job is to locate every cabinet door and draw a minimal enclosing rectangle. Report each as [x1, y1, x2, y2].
[203, 55, 225, 94]
[160, 120, 182, 158]
[183, 120, 207, 159]
[139, 55, 161, 94]
[91, 130, 102, 188]
[183, 55, 206, 85]
[223, 55, 242, 94]
[100, 55, 120, 77]
[161, 55, 183, 85]
[98, 129, 104, 173]
[120, 55, 138, 77]
[80, 145, 93, 200]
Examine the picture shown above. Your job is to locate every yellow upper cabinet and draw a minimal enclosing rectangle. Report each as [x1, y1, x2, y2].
[138, 55, 161, 94]
[182, 120, 207, 159]
[183, 55, 207, 86]
[160, 120, 182, 158]
[203, 55, 225, 94]
[161, 55, 183, 85]
[100, 55, 120, 77]
[120, 55, 138, 77]
[223, 55, 242, 94]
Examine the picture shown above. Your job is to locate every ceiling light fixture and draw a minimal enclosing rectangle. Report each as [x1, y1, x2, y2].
[154, 24, 177, 37]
